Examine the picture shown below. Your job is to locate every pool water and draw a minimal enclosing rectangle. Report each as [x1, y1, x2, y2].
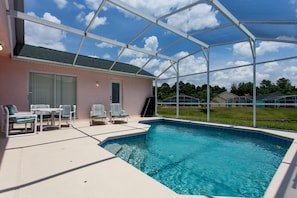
[102, 120, 291, 197]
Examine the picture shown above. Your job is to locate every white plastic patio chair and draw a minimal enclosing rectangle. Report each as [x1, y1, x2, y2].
[109, 103, 129, 123]
[90, 104, 107, 125]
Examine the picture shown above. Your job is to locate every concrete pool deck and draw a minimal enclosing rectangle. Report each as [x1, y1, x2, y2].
[0, 117, 296, 198]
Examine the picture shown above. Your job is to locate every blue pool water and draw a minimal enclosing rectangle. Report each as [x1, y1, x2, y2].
[102, 120, 291, 197]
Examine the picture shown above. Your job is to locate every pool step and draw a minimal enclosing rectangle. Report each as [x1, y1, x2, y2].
[117, 144, 134, 161]
[105, 144, 145, 169]
[128, 148, 145, 169]
[104, 143, 122, 155]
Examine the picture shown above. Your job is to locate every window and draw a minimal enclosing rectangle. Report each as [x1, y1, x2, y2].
[29, 72, 77, 107]
[111, 81, 121, 103]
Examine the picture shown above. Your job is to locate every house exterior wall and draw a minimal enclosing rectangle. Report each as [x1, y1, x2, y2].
[0, 56, 154, 119]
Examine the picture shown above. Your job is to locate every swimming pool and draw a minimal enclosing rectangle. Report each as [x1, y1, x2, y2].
[102, 120, 292, 197]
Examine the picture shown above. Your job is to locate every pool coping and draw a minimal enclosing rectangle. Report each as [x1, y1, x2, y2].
[0, 117, 296, 198]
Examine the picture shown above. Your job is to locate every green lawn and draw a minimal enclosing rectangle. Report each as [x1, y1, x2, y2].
[157, 106, 297, 131]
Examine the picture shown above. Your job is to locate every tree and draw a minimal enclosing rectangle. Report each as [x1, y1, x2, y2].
[231, 82, 253, 96]
[276, 77, 293, 94]
[258, 79, 277, 95]
[212, 85, 226, 98]
[155, 77, 296, 102]
[230, 83, 238, 95]
[182, 82, 196, 96]
[158, 83, 172, 100]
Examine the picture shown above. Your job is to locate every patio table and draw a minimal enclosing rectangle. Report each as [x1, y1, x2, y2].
[31, 108, 62, 132]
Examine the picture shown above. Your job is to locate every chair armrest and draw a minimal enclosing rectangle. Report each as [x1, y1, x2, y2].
[10, 113, 36, 118]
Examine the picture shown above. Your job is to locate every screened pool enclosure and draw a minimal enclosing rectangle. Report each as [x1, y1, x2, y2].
[4, 0, 297, 127]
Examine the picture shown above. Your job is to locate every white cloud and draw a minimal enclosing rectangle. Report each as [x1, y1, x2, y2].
[85, 0, 102, 10]
[211, 60, 271, 88]
[144, 36, 158, 51]
[154, 60, 175, 78]
[177, 52, 207, 75]
[121, 36, 159, 58]
[129, 58, 160, 69]
[146, 58, 161, 69]
[257, 41, 294, 56]
[121, 48, 147, 58]
[212, 65, 270, 89]
[154, 51, 207, 80]
[233, 42, 251, 57]
[73, 2, 85, 9]
[113, 34, 208, 81]
[88, 55, 99, 58]
[102, 53, 111, 59]
[226, 60, 250, 67]
[85, 0, 108, 11]
[54, 0, 67, 9]
[166, 4, 219, 32]
[129, 57, 149, 67]
[233, 38, 295, 57]
[42, 12, 62, 23]
[85, 11, 107, 29]
[282, 66, 297, 85]
[263, 62, 279, 73]
[211, 61, 253, 89]
[76, 11, 107, 29]
[76, 12, 85, 23]
[283, 66, 297, 74]
[117, 1, 219, 32]
[120, 0, 195, 18]
[96, 42, 114, 48]
[128, 58, 151, 68]
[25, 12, 66, 51]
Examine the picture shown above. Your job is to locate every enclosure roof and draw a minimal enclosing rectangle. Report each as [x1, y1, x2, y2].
[256, 92, 290, 100]
[163, 93, 201, 101]
[17, 44, 154, 78]
[2, 0, 297, 78]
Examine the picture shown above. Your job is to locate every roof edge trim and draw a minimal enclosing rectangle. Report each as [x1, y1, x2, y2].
[12, 55, 156, 79]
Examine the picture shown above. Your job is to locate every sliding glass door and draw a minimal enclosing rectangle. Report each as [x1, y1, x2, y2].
[29, 72, 77, 108]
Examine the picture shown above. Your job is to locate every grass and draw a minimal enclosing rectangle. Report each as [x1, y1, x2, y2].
[157, 106, 297, 131]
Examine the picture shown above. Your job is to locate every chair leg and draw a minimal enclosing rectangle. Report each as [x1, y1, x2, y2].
[34, 117, 37, 134]
[5, 116, 9, 138]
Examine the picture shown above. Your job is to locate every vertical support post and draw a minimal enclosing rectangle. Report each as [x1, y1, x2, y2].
[154, 78, 158, 116]
[206, 50, 210, 122]
[202, 48, 210, 122]
[176, 61, 180, 118]
[250, 39, 257, 127]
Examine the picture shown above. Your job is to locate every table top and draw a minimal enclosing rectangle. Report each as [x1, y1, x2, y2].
[31, 108, 63, 112]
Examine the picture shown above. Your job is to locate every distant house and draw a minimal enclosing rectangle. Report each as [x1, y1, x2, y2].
[160, 94, 200, 106]
[212, 91, 252, 107]
[257, 92, 297, 108]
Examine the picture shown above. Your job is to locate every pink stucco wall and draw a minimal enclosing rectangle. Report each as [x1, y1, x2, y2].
[0, 56, 154, 119]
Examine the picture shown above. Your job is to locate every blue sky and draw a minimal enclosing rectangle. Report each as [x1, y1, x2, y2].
[24, 0, 297, 89]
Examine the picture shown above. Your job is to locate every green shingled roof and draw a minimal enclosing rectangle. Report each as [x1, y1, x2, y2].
[16, 44, 155, 78]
